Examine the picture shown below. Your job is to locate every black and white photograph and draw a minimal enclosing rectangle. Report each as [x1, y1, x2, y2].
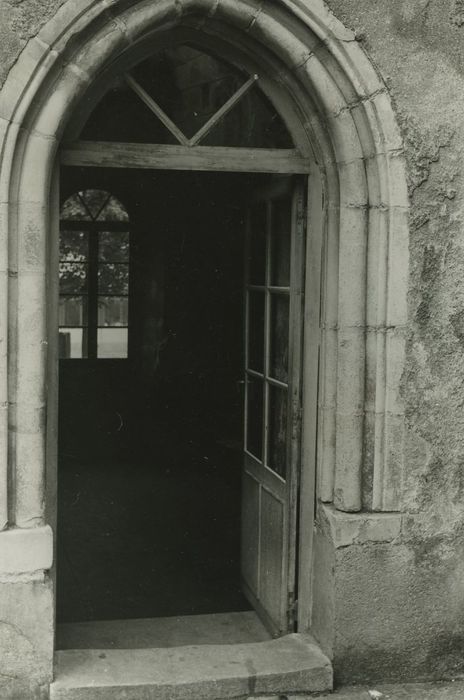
[0, 1, 462, 698]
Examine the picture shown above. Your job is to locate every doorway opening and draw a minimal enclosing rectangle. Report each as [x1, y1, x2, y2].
[55, 37, 309, 650]
[57, 168, 250, 622]
[56, 167, 305, 648]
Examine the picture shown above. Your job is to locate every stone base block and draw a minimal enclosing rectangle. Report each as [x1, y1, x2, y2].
[0, 578, 54, 699]
[311, 507, 464, 684]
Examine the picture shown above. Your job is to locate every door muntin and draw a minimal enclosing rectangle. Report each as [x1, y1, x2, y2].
[241, 176, 306, 636]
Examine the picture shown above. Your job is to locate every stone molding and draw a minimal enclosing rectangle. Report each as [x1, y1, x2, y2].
[0, 524, 53, 574]
[318, 503, 402, 548]
[0, 0, 409, 541]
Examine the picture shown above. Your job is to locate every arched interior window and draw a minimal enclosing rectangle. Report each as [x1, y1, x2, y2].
[59, 189, 130, 359]
[79, 44, 293, 148]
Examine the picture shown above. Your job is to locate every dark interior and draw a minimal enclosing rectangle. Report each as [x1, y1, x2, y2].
[56, 40, 294, 625]
[57, 167, 269, 623]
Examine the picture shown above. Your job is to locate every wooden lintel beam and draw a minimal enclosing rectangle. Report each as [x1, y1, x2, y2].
[60, 141, 311, 174]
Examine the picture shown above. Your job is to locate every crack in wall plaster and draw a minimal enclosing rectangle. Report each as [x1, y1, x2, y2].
[331, 87, 388, 119]
[0, 571, 45, 583]
[0, 672, 17, 681]
[421, 0, 432, 26]
[0, 619, 32, 647]
[244, 0, 266, 33]
[246, 658, 258, 695]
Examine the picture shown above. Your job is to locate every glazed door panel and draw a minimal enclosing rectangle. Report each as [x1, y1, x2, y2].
[241, 177, 306, 636]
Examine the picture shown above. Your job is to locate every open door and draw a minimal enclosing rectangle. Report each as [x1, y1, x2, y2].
[241, 176, 306, 636]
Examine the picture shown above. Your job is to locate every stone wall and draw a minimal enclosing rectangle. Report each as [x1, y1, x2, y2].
[316, 0, 464, 684]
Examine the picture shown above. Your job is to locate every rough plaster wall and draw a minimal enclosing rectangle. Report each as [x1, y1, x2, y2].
[322, 0, 464, 681]
[0, 0, 66, 87]
[334, 542, 464, 683]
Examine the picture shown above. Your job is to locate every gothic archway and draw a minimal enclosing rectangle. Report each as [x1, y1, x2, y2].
[0, 0, 408, 690]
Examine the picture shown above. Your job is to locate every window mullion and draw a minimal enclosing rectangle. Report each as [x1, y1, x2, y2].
[87, 227, 99, 358]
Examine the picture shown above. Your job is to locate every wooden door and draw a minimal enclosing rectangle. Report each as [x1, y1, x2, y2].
[241, 176, 306, 636]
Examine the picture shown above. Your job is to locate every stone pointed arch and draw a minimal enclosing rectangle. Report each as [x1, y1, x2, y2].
[0, 1, 408, 535]
[0, 0, 410, 693]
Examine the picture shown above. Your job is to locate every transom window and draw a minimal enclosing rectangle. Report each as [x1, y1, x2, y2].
[59, 189, 130, 359]
[80, 44, 293, 149]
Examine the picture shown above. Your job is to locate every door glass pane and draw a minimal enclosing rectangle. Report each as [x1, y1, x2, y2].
[59, 263, 87, 293]
[98, 296, 129, 326]
[98, 263, 129, 294]
[248, 291, 265, 373]
[246, 376, 264, 461]
[99, 232, 130, 262]
[248, 204, 266, 285]
[270, 197, 291, 287]
[59, 328, 87, 359]
[59, 297, 88, 326]
[267, 384, 288, 479]
[270, 293, 289, 383]
[97, 328, 128, 358]
[60, 231, 88, 261]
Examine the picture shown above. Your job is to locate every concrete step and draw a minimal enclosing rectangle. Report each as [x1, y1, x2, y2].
[50, 633, 332, 699]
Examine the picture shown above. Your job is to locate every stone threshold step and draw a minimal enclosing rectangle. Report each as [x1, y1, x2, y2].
[50, 632, 332, 700]
[56, 611, 271, 650]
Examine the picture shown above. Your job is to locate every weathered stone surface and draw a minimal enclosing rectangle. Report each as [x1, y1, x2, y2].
[334, 539, 464, 683]
[0, 525, 52, 574]
[311, 679, 464, 698]
[0, 0, 67, 87]
[313, 0, 464, 679]
[0, 579, 53, 699]
[50, 634, 332, 699]
[319, 503, 402, 548]
[57, 611, 270, 650]
[312, 517, 464, 683]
